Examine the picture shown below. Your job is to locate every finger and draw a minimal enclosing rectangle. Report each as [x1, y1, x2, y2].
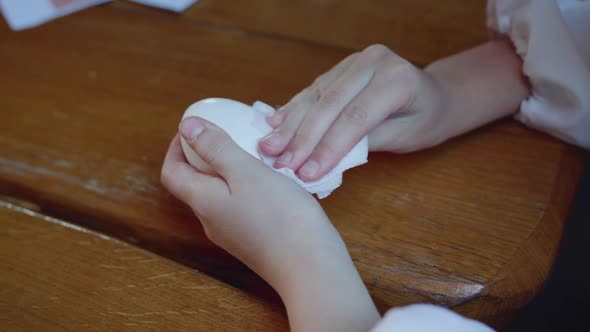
[179, 116, 265, 182]
[161, 135, 229, 209]
[266, 107, 288, 129]
[266, 89, 307, 129]
[297, 62, 417, 181]
[260, 53, 359, 156]
[266, 53, 358, 129]
[259, 97, 310, 157]
[276, 58, 376, 171]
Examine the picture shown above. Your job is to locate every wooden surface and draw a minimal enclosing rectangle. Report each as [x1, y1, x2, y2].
[0, 1, 585, 328]
[0, 201, 288, 331]
[115, 0, 487, 66]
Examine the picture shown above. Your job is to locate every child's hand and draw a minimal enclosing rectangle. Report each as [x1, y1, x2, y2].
[162, 117, 380, 331]
[258, 41, 529, 183]
[259, 44, 445, 182]
[161, 117, 344, 286]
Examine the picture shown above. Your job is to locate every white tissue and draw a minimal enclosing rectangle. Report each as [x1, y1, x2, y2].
[253, 101, 368, 198]
[253, 100, 369, 198]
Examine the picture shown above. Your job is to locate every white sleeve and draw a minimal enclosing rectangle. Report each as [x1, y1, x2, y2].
[487, 0, 590, 149]
[370, 304, 494, 332]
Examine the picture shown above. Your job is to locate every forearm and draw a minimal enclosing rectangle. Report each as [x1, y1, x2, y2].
[272, 234, 380, 332]
[425, 39, 530, 139]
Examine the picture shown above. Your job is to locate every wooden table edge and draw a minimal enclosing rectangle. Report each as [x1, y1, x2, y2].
[453, 146, 586, 328]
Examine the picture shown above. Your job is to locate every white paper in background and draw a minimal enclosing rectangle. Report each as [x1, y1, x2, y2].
[130, 0, 198, 12]
[0, 0, 110, 30]
[0, 0, 199, 31]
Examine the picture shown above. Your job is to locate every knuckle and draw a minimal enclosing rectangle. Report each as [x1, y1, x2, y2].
[315, 139, 338, 159]
[195, 130, 232, 165]
[312, 74, 325, 87]
[310, 86, 322, 102]
[291, 87, 311, 104]
[277, 113, 299, 135]
[363, 44, 391, 60]
[340, 52, 359, 65]
[382, 60, 416, 82]
[276, 103, 293, 117]
[341, 104, 369, 127]
[379, 61, 419, 108]
[291, 130, 311, 150]
[318, 88, 342, 108]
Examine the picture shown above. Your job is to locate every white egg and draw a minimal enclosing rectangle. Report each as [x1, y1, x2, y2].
[180, 98, 273, 174]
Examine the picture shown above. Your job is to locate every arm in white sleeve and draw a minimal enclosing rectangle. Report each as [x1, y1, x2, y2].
[488, 0, 590, 149]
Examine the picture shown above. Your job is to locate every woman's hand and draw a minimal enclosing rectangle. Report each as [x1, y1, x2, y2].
[259, 44, 445, 182]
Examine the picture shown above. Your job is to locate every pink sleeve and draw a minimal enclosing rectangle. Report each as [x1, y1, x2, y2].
[370, 304, 494, 332]
[487, 0, 590, 149]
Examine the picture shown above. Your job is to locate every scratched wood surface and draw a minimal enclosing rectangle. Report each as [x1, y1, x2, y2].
[115, 0, 487, 66]
[0, 2, 585, 328]
[0, 201, 288, 331]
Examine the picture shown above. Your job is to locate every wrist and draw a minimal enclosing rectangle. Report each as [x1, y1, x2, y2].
[232, 212, 341, 290]
[405, 67, 453, 146]
[263, 221, 347, 292]
[271, 232, 380, 332]
[422, 66, 456, 142]
[424, 41, 529, 138]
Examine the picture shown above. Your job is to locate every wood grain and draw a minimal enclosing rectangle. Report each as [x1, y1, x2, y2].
[114, 0, 488, 66]
[0, 201, 288, 331]
[0, 4, 584, 327]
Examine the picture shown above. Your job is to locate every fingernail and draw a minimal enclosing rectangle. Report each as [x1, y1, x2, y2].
[299, 160, 319, 178]
[275, 151, 293, 166]
[179, 117, 205, 142]
[262, 131, 282, 147]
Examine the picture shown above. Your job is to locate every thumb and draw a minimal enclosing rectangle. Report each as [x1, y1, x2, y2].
[179, 116, 262, 180]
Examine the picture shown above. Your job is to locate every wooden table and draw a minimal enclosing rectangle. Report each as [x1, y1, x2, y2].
[0, 201, 288, 331]
[0, 1, 585, 329]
